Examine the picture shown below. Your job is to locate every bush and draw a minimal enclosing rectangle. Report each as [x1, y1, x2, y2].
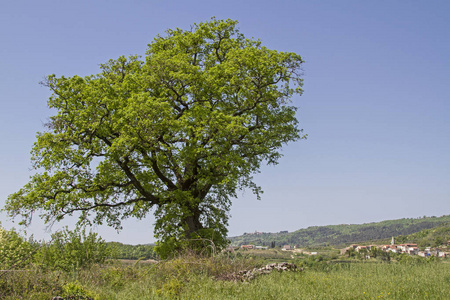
[0, 223, 35, 269]
[34, 227, 112, 272]
[62, 282, 99, 300]
[397, 253, 430, 265]
[0, 268, 64, 299]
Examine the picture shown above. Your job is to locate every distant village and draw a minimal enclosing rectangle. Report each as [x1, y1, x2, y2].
[235, 236, 450, 258]
[340, 236, 450, 258]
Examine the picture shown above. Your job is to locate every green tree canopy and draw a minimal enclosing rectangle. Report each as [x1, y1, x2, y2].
[5, 18, 304, 257]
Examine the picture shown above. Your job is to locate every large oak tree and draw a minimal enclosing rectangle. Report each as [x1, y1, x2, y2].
[6, 19, 305, 257]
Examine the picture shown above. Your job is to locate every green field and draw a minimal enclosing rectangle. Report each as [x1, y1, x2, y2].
[2, 256, 449, 299]
[181, 263, 450, 300]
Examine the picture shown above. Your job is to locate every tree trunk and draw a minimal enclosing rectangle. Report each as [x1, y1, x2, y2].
[183, 211, 204, 239]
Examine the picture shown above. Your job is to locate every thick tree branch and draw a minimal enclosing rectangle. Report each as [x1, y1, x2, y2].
[61, 197, 147, 215]
[97, 135, 160, 204]
[140, 149, 178, 191]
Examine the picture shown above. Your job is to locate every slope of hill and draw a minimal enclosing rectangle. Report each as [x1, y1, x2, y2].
[228, 215, 450, 247]
[396, 222, 450, 247]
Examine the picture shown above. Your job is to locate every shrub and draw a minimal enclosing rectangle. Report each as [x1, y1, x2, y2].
[0, 223, 34, 269]
[62, 282, 99, 300]
[34, 227, 112, 272]
[0, 268, 64, 299]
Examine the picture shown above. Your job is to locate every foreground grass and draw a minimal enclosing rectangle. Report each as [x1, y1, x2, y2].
[183, 263, 450, 299]
[96, 262, 449, 299]
[1, 257, 449, 299]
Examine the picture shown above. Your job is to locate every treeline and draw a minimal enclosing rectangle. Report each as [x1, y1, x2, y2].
[108, 242, 156, 260]
[228, 215, 450, 247]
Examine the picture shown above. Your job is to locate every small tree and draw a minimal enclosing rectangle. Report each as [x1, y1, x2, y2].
[5, 18, 304, 257]
[346, 248, 356, 258]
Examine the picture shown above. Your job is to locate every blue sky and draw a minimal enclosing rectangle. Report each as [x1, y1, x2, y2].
[1, 1, 449, 244]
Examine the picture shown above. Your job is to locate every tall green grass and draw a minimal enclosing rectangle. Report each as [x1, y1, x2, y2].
[1, 257, 449, 299]
[180, 263, 450, 299]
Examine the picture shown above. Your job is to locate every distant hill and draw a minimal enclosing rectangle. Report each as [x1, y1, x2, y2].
[396, 222, 450, 247]
[228, 215, 450, 247]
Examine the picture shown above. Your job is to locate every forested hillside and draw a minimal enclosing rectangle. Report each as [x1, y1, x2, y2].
[396, 222, 450, 247]
[228, 215, 450, 247]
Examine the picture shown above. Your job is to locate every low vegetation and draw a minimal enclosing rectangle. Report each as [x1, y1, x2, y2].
[1, 223, 449, 299]
[1, 252, 449, 299]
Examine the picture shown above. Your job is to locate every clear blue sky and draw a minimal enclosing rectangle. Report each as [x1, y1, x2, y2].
[1, 1, 449, 244]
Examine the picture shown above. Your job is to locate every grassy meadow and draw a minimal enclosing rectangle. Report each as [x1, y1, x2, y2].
[1, 253, 449, 299]
[2, 226, 449, 299]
